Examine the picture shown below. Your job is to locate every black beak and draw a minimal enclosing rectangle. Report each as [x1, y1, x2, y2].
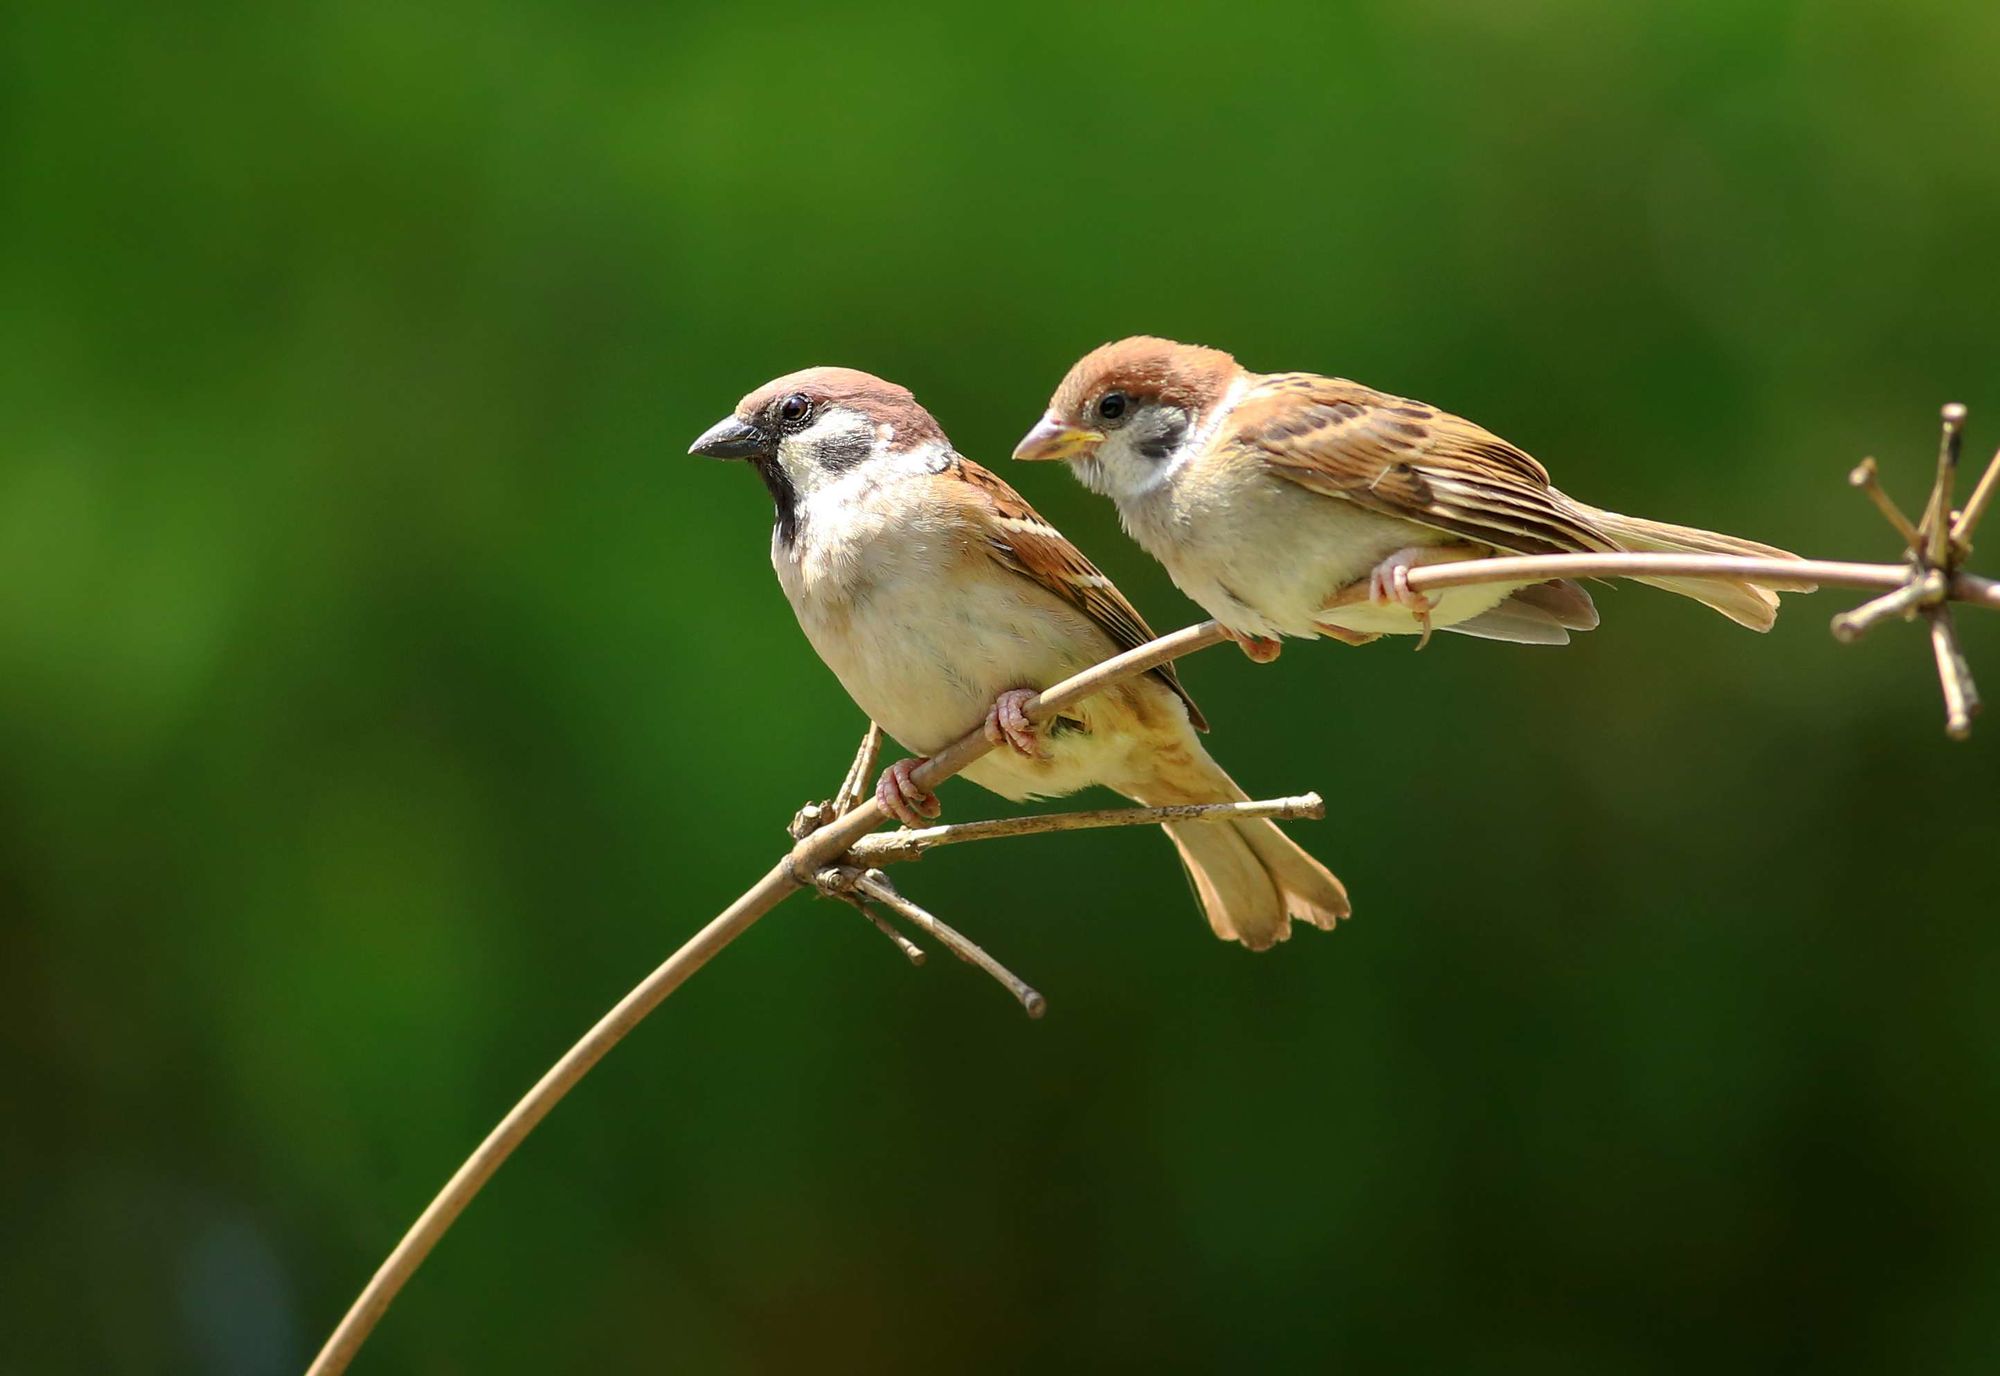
[688, 415, 772, 460]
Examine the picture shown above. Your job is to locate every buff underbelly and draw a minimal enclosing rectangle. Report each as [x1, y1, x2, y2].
[1176, 486, 1515, 639]
[800, 575, 1130, 803]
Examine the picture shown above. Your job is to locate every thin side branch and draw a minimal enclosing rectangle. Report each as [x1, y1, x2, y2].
[829, 884, 926, 965]
[850, 869, 1047, 1018]
[850, 793, 1326, 865]
[790, 723, 885, 839]
[1851, 457, 1921, 549]
[1922, 403, 1966, 569]
[1831, 572, 1947, 644]
[1929, 607, 1980, 740]
[1953, 444, 2000, 555]
[832, 723, 884, 817]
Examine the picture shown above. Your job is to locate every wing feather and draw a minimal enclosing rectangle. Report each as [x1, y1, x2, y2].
[1234, 375, 1616, 557]
[951, 456, 1208, 732]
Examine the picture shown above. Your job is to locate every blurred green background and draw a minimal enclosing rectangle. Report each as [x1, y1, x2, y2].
[6, 1, 2000, 1371]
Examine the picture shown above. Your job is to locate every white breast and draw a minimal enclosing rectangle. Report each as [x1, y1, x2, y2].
[1121, 466, 1512, 640]
[773, 464, 1123, 796]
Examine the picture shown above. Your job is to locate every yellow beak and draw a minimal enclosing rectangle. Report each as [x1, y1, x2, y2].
[1012, 414, 1105, 462]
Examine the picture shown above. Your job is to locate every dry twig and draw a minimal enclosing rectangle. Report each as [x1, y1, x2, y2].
[849, 793, 1325, 865]
[1817, 403, 1999, 739]
[831, 866, 1047, 1016]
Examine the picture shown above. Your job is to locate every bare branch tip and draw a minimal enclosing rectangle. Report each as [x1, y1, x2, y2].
[1953, 446, 2000, 551]
[853, 871, 1045, 1018]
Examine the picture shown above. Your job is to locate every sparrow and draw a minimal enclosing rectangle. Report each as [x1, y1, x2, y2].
[1013, 336, 1812, 657]
[690, 366, 1349, 950]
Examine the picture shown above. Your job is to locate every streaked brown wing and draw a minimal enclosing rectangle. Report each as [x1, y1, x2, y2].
[1235, 373, 1615, 556]
[952, 456, 1208, 732]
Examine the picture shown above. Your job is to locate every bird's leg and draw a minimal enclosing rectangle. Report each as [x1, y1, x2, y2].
[1364, 543, 1485, 650]
[982, 688, 1050, 759]
[875, 758, 942, 828]
[1222, 627, 1284, 663]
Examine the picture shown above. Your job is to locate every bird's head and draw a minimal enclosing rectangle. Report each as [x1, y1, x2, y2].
[1012, 336, 1240, 502]
[690, 367, 948, 545]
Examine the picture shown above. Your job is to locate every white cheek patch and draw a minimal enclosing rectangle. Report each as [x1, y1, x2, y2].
[778, 409, 879, 492]
[1093, 431, 1181, 500]
[1086, 376, 1252, 503]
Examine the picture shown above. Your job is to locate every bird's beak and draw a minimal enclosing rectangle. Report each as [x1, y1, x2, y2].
[688, 415, 772, 460]
[1012, 414, 1104, 462]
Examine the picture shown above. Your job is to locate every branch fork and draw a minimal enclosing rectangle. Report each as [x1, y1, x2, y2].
[796, 726, 1326, 1016]
[1829, 403, 1998, 738]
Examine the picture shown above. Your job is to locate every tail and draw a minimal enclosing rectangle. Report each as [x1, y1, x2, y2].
[1130, 755, 1350, 952]
[1564, 498, 1816, 632]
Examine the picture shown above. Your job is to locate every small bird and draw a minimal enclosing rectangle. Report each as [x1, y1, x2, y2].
[1013, 336, 1811, 658]
[690, 366, 1348, 950]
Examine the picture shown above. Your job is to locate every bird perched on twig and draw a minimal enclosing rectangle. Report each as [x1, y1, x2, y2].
[691, 367, 1348, 950]
[1015, 336, 1812, 658]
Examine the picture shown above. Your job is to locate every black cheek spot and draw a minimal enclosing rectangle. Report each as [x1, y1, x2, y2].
[1137, 420, 1187, 461]
[817, 429, 874, 472]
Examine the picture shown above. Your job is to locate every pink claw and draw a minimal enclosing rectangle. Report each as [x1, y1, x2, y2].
[1367, 546, 1442, 615]
[1368, 546, 1444, 648]
[875, 758, 941, 828]
[982, 688, 1048, 759]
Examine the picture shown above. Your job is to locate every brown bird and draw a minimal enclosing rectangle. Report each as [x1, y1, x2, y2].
[1014, 336, 1811, 658]
[691, 366, 1348, 950]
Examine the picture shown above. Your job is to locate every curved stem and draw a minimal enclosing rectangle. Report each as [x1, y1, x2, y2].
[306, 619, 1227, 1375]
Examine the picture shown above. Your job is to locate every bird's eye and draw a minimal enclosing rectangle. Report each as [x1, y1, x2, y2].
[1096, 392, 1129, 424]
[778, 393, 813, 426]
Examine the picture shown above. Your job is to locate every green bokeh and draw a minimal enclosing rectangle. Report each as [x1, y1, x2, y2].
[5, 2, 1999, 1371]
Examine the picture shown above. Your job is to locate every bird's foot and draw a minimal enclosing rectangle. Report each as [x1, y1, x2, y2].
[1368, 546, 1444, 615]
[983, 688, 1049, 758]
[1224, 628, 1284, 663]
[1367, 546, 1447, 649]
[875, 758, 942, 828]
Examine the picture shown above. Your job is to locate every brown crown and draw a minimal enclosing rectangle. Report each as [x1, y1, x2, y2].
[1050, 336, 1241, 421]
[737, 366, 947, 448]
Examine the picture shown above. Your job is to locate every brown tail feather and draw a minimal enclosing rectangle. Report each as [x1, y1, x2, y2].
[1564, 499, 1814, 631]
[1135, 755, 1350, 952]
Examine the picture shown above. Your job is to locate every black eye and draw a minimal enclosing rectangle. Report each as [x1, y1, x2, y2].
[778, 393, 813, 426]
[1096, 392, 1129, 424]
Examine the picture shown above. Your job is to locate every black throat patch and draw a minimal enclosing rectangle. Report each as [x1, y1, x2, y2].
[753, 456, 800, 548]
